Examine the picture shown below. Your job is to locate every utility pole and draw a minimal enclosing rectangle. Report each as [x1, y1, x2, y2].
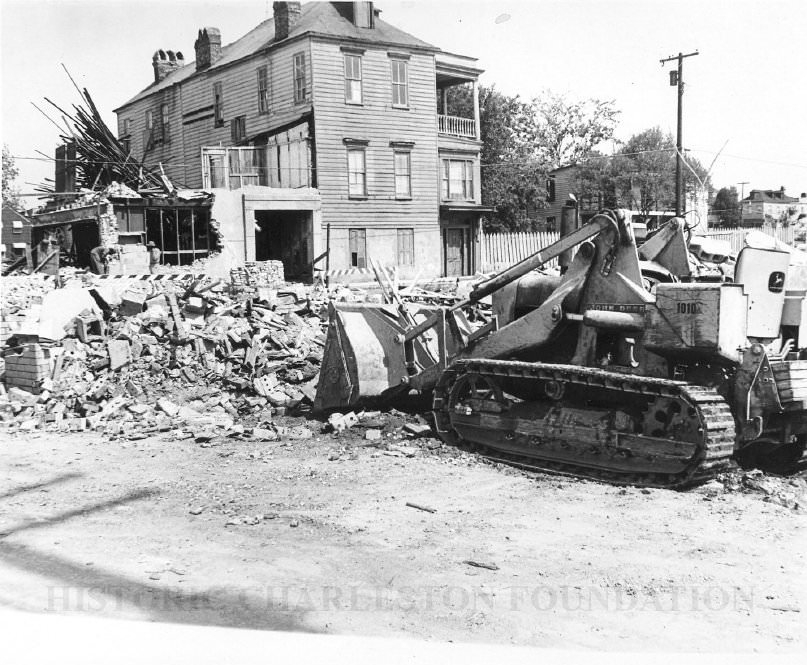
[660, 50, 699, 216]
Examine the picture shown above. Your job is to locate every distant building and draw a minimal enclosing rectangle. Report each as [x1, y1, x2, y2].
[740, 187, 804, 226]
[539, 164, 697, 231]
[1, 204, 32, 262]
[113, 2, 489, 279]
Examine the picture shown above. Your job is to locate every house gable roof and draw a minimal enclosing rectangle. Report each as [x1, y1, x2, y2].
[115, 2, 437, 112]
[745, 189, 799, 205]
[2, 203, 31, 224]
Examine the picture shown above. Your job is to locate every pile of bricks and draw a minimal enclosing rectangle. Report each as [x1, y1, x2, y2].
[0, 275, 57, 346]
[0, 273, 328, 438]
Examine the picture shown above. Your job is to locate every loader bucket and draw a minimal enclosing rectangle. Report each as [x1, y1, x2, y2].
[314, 302, 438, 412]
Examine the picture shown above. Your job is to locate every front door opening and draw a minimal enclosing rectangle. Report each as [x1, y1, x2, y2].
[444, 226, 471, 276]
[254, 210, 313, 281]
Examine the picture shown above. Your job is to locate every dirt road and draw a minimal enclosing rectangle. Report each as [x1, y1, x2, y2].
[1, 423, 804, 652]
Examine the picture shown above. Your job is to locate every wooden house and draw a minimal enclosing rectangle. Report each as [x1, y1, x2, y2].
[113, 2, 487, 280]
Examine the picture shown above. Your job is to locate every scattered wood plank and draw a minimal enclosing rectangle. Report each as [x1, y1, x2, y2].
[463, 560, 499, 571]
[405, 501, 436, 514]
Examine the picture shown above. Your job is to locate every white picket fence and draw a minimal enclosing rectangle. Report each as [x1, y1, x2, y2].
[701, 226, 795, 254]
[481, 231, 560, 272]
[480, 225, 797, 273]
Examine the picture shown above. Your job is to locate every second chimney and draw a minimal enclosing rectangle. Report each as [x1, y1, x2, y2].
[195, 27, 222, 71]
[153, 50, 185, 83]
[274, 2, 302, 41]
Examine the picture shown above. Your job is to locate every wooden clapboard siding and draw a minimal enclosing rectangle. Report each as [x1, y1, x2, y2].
[309, 39, 439, 229]
[117, 39, 315, 189]
[177, 40, 314, 188]
[117, 86, 185, 185]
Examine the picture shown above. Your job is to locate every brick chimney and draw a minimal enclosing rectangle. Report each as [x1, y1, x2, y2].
[274, 2, 302, 41]
[152, 50, 185, 83]
[194, 28, 222, 71]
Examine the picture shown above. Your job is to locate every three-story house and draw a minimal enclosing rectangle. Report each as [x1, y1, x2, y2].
[113, 1, 487, 280]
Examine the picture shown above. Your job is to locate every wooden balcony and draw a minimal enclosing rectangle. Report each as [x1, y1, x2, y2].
[438, 114, 476, 139]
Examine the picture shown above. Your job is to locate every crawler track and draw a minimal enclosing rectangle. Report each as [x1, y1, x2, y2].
[433, 359, 737, 489]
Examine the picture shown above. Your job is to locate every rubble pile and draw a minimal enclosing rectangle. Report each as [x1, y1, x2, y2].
[0, 275, 329, 440]
[697, 469, 807, 511]
[0, 275, 58, 345]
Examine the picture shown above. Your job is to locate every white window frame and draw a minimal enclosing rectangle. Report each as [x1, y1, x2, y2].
[441, 158, 475, 201]
[347, 148, 367, 198]
[390, 58, 409, 108]
[344, 53, 362, 105]
[393, 150, 411, 199]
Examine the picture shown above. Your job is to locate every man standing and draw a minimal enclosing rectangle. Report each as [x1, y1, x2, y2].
[89, 245, 108, 275]
[147, 241, 161, 274]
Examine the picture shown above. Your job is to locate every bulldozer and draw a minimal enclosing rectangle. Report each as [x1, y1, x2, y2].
[315, 209, 807, 488]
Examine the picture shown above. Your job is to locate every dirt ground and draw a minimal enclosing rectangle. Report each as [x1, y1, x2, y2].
[1, 419, 805, 653]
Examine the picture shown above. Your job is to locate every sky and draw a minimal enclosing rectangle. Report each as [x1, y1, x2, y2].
[2, 0, 806, 205]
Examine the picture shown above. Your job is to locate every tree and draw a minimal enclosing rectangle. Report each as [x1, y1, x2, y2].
[2, 144, 22, 210]
[711, 186, 740, 226]
[518, 92, 620, 169]
[477, 87, 547, 231]
[576, 127, 709, 218]
[444, 86, 619, 230]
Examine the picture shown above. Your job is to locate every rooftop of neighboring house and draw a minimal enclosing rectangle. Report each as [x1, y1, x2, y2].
[743, 188, 800, 205]
[115, 2, 443, 112]
[2, 203, 32, 225]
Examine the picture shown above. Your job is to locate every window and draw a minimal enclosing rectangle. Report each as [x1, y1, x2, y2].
[159, 103, 170, 144]
[397, 228, 414, 266]
[257, 66, 269, 114]
[391, 59, 408, 107]
[121, 119, 131, 154]
[546, 176, 556, 203]
[201, 147, 268, 189]
[144, 110, 155, 149]
[394, 150, 411, 198]
[441, 159, 474, 200]
[347, 148, 366, 197]
[293, 53, 307, 103]
[349, 228, 367, 268]
[213, 82, 224, 126]
[231, 115, 246, 143]
[344, 54, 362, 104]
[12, 220, 23, 235]
[145, 207, 212, 266]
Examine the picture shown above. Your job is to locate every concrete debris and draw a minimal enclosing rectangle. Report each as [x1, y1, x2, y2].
[328, 411, 359, 433]
[403, 423, 433, 437]
[0, 274, 332, 438]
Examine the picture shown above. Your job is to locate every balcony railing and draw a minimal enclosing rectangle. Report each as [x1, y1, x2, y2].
[438, 114, 476, 139]
[201, 145, 312, 190]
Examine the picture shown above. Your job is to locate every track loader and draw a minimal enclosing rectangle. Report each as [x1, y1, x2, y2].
[315, 210, 807, 487]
